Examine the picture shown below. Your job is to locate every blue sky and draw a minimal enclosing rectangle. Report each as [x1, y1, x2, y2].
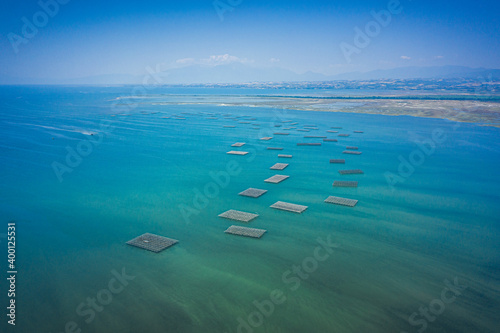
[0, 0, 499, 81]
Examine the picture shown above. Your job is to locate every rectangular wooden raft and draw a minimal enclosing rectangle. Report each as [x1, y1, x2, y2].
[270, 201, 308, 213]
[224, 225, 267, 238]
[324, 196, 358, 207]
[126, 233, 178, 253]
[218, 209, 259, 222]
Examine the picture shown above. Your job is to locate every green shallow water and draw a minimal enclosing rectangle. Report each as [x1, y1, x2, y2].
[0, 86, 499, 333]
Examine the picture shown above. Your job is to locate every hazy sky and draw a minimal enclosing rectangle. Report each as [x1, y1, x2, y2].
[0, 0, 499, 81]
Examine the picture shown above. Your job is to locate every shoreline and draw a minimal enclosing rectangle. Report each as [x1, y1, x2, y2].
[148, 96, 500, 128]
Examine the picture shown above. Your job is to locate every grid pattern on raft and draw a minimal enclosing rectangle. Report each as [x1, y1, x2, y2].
[227, 151, 249, 155]
[343, 151, 362, 155]
[224, 225, 267, 238]
[278, 154, 293, 158]
[338, 134, 350, 137]
[324, 196, 358, 207]
[346, 146, 358, 150]
[267, 147, 284, 150]
[260, 137, 273, 140]
[238, 188, 268, 198]
[330, 159, 346, 164]
[231, 142, 246, 147]
[270, 163, 289, 170]
[218, 209, 259, 222]
[323, 139, 338, 142]
[339, 169, 364, 175]
[265, 174, 290, 183]
[333, 181, 358, 187]
[270, 201, 308, 213]
[126, 233, 178, 253]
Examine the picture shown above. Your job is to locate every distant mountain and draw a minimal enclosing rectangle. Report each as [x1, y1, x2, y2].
[137, 64, 499, 84]
[61, 74, 140, 85]
[1, 65, 498, 85]
[0, 73, 139, 85]
[331, 66, 500, 81]
[155, 63, 305, 84]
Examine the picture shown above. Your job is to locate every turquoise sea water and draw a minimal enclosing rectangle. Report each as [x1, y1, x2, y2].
[0, 86, 499, 333]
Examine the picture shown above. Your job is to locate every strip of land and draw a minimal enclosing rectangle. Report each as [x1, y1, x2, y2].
[144, 94, 500, 127]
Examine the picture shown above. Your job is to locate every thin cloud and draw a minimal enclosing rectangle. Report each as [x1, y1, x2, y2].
[176, 58, 196, 65]
[200, 54, 251, 66]
[400, 55, 411, 60]
[173, 54, 252, 68]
